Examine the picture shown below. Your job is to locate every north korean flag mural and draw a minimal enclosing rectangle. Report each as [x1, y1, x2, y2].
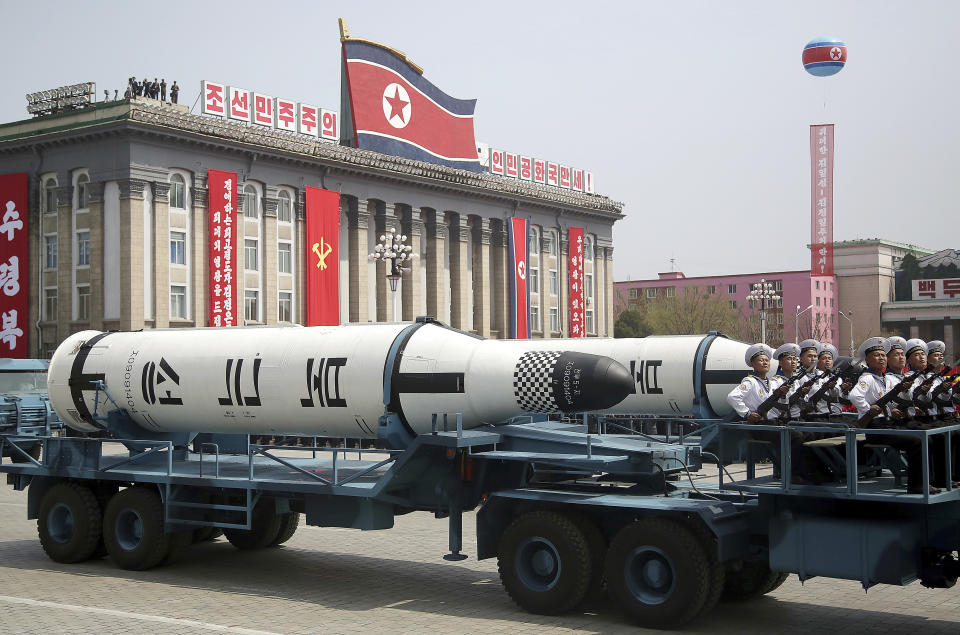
[508, 217, 530, 339]
[0, 173, 28, 356]
[305, 187, 340, 326]
[341, 37, 482, 172]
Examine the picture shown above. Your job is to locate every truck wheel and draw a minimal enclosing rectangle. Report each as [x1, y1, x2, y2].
[37, 482, 102, 563]
[569, 514, 607, 604]
[162, 529, 194, 565]
[192, 526, 223, 543]
[103, 487, 170, 570]
[497, 510, 591, 615]
[270, 512, 300, 546]
[764, 572, 790, 594]
[604, 518, 711, 629]
[721, 560, 781, 601]
[92, 483, 120, 559]
[224, 499, 282, 550]
[687, 522, 725, 618]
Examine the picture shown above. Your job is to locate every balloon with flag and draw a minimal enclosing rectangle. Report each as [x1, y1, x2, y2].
[803, 38, 847, 77]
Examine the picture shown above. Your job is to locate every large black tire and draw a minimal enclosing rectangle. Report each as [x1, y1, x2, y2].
[162, 529, 194, 565]
[721, 560, 781, 602]
[37, 482, 103, 563]
[223, 499, 282, 550]
[690, 524, 725, 618]
[91, 483, 120, 559]
[569, 514, 607, 605]
[270, 512, 300, 546]
[497, 510, 591, 615]
[604, 518, 712, 629]
[764, 572, 790, 594]
[192, 526, 223, 543]
[103, 487, 170, 570]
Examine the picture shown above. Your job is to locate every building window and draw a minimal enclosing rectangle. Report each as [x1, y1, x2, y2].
[243, 185, 259, 219]
[170, 285, 186, 319]
[665, 287, 675, 298]
[278, 243, 292, 274]
[170, 231, 186, 265]
[45, 235, 57, 269]
[278, 292, 292, 322]
[586, 309, 595, 334]
[169, 174, 186, 209]
[76, 174, 89, 209]
[646, 288, 657, 299]
[550, 307, 560, 332]
[77, 232, 90, 266]
[816, 297, 821, 306]
[529, 267, 539, 293]
[727, 284, 737, 294]
[815, 280, 820, 290]
[584, 237, 593, 261]
[277, 191, 292, 223]
[729, 300, 737, 309]
[44, 288, 57, 321]
[585, 273, 594, 299]
[530, 305, 540, 331]
[549, 270, 558, 295]
[244, 239, 258, 270]
[628, 288, 638, 300]
[778, 313, 784, 325]
[43, 178, 58, 214]
[77, 286, 90, 320]
[775, 280, 782, 292]
[244, 290, 259, 322]
[777, 298, 783, 308]
[707, 285, 716, 294]
[543, 230, 556, 257]
[528, 227, 539, 255]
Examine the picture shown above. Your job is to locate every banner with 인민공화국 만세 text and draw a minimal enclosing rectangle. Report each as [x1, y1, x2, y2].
[568, 227, 586, 338]
[305, 187, 341, 326]
[0, 172, 28, 357]
[207, 169, 238, 327]
[508, 217, 529, 339]
[810, 124, 834, 277]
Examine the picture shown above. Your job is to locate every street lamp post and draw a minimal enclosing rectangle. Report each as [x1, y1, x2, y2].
[795, 304, 813, 343]
[369, 227, 417, 321]
[838, 310, 854, 357]
[746, 278, 780, 345]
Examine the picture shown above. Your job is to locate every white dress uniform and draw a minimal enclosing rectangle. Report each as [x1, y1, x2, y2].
[884, 369, 918, 417]
[848, 370, 889, 418]
[727, 373, 780, 420]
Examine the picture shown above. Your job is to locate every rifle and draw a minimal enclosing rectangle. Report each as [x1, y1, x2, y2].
[788, 369, 827, 407]
[755, 369, 805, 419]
[857, 372, 920, 428]
[801, 359, 864, 415]
[924, 359, 960, 401]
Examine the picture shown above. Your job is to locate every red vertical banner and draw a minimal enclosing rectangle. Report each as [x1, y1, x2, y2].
[207, 169, 238, 327]
[508, 217, 529, 338]
[810, 124, 834, 276]
[568, 227, 585, 338]
[0, 173, 28, 357]
[305, 187, 340, 326]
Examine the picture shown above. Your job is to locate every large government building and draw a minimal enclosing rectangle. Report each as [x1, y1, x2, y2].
[0, 96, 623, 358]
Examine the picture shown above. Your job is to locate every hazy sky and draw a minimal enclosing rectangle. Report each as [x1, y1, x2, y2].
[3, 1, 956, 280]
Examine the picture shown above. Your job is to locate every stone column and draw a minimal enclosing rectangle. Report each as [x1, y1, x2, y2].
[559, 232, 569, 337]
[263, 196, 278, 324]
[909, 319, 920, 339]
[25, 176, 40, 356]
[346, 197, 369, 323]
[152, 181, 170, 328]
[604, 247, 615, 336]
[489, 219, 508, 339]
[192, 176, 208, 327]
[447, 212, 470, 330]
[85, 181, 105, 331]
[401, 206, 425, 321]
[296, 192, 306, 324]
[945, 318, 955, 362]
[118, 180, 146, 330]
[424, 210, 447, 322]
[470, 217, 491, 337]
[540, 231, 552, 340]
[55, 185, 74, 341]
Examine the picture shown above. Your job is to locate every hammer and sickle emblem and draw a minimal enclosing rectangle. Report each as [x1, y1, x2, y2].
[312, 238, 333, 270]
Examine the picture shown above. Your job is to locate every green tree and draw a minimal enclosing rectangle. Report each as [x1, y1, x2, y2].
[614, 309, 650, 338]
[644, 286, 742, 336]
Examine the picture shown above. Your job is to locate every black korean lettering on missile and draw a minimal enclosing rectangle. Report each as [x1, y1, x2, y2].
[629, 360, 664, 395]
[218, 358, 263, 407]
[299, 357, 348, 408]
[140, 357, 183, 405]
[549, 352, 635, 411]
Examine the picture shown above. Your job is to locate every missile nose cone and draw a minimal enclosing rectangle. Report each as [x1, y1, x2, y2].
[550, 352, 635, 412]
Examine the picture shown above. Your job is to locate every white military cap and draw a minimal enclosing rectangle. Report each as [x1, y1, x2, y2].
[884, 336, 907, 354]
[798, 339, 823, 355]
[904, 338, 927, 357]
[745, 343, 774, 365]
[857, 337, 886, 359]
[819, 343, 839, 359]
[927, 340, 946, 355]
[773, 343, 801, 360]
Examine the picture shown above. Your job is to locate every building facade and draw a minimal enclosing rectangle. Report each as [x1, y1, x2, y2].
[0, 98, 623, 358]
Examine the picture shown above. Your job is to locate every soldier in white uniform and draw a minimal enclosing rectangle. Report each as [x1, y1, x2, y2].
[809, 343, 850, 417]
[770, 343, 802, 419]
[727, 344, 777, 423]
[925, 340, 956, 419]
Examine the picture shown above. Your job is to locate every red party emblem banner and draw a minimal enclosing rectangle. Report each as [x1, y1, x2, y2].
[207, 169, 238, 327]
[0, 173, 28, 356]
[305, 187, 340, 326]
[568, 227, 585, 337]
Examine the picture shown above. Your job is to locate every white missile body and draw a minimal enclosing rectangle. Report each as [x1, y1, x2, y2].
[47, 322, 634, 437]
[504, 334, 753, 418]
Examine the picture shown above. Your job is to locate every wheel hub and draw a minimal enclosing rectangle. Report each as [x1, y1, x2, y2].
[516, 536, 561, 591]
[115, 509, 145, 551]
[625, 545, 676, 605]
[47, 502, 75, 544]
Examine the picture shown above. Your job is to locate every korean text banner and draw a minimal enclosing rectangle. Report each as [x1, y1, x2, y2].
[810, 125, 834, 277]
[207, 169, 238, 326]
[305, 187, 340, 326]
[508, 217, 529, 338]
[0, 173, 28, 356]
[342, 40, 482, 172]
[568, 227, 585, 338]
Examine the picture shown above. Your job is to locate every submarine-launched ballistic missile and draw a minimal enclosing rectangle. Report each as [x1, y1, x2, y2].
[47, 320, 634, 437]
[504, 333, 752, 418]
